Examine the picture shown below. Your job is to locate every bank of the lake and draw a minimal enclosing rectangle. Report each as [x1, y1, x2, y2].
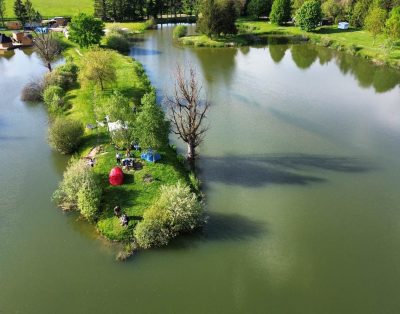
[179, 20, 400, 68]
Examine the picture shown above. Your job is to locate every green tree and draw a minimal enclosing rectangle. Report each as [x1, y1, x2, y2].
[247, 0, 271, 18]
[351, 0, 373, 28]
[69, 13, 104, 48]
[364, 6, 387, 44]
[385, 6, 400, 44]
[48, 118, 84, 154]
[14, 0, 27, 25]
[295, 0, 322, 31]
[77, 178, 102, 221]
[270, 0, 291, 25]
[0, 0, 6, 28]
[321, 0, 346, 23]
[135, 90, 169, 150]
[79, 49, 116, 90]
[197, 0, 219, 37]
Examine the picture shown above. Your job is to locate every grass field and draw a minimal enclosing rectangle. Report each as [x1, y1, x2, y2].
[4, 0, 93, 18]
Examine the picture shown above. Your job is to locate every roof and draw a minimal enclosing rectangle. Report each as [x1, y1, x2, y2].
[0, 33, 12, 44]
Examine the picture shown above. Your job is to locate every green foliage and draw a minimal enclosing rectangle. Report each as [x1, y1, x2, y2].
[197, 0, 238, 37]
[364, 6, 387, 42]
[43, 85, 65, 113]
[105, 33, 130, 53]
[48, 118, 84, 154]
[79, 48, 116, 90]
[247, 0, 272, 18]
[134, 182, 204, 249]
[69, 13, 104, 48]
[53, 158, 102, 220]
[14, 0, 27, 24]
[385, 6, 400, 41]
[351, 0, 373, 27]
[173, 25, 188, 38]
[295, 0, 322, 31]
[77, 178, 102, 221]
[321, 0, 346, 23]
[270, 0, 291, 25]
[135, 90, 169, 150]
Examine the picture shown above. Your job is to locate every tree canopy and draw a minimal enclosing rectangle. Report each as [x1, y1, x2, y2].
[69, 13, 104, 48]
[296, 0, 322, 31]
[270, 0, 291, 25]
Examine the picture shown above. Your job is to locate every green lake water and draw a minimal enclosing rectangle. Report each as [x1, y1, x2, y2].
[1, 26, 400, 313]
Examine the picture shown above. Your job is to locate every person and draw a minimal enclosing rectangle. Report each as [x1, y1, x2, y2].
[114, 205, 121, 217]
[120, 214, 128, 226]
[116, 152, 121, 165]
[89, 158, 94, 167]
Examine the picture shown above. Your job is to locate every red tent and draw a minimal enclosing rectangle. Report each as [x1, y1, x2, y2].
[109, 167, 124, 186]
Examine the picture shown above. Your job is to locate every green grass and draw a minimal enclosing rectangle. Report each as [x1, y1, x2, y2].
[4, 0, 93, 18]
[105, 22, 149, 34]
[63, 47, 189, 242]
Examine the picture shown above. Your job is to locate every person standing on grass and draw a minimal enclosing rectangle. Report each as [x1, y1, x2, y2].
[116, 152, 121, 164]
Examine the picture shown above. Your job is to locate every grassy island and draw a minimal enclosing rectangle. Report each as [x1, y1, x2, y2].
[179, 20, 400, 68]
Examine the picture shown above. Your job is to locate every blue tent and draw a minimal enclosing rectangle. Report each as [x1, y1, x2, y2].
[141, 149, 161, 163]
[35, 27, 49, 34]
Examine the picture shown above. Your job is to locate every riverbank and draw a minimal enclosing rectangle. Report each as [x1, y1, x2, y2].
[179, 20, 400, 68]
[60, 44, 191, 244]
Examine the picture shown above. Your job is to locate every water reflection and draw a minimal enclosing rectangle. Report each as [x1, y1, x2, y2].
[268, 38, 290, 63]
[291, 44, 318, 69]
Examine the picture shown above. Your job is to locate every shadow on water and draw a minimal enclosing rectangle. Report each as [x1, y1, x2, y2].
[130, 47, 162, 56]
[199, 154, 373, 187]
[168, 212, 268, 249]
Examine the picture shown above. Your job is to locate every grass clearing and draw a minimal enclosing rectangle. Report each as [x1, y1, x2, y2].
[4, 0, 93, 18]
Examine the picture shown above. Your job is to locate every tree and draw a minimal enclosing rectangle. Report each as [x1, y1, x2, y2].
[165, 65, 210, 170]
[94, 0, 107, 20]
[0, 0, 5, 28]
[135, 90, 169, 150]
[69, 13, 104, 48]
[270, 0, 291, 25]
[197, 0, 219, 37]
[247, 0, 271, 18]
[295, 0, 322, 31]
[385, 6, 400, 45]
[364, 6, 387, 44]
[33, 31, 61, 72]
[14, 0, 27, 25]
[24, 0, 38, 24]
[351, 0, 373, 28]
[321, 0, 346, 23]
[79, 49, 116, 90]
[48, 118, 84, 154]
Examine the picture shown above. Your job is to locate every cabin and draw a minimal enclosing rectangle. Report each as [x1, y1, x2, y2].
[43, 17, 68, 28]
[338, 22, 349, 30]
[12, 32, 34, 47]
[0, 33, 13, 50]
[6, 21, 22, 30]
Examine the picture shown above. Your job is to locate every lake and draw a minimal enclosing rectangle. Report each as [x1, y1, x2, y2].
[0, 25, 400, 313]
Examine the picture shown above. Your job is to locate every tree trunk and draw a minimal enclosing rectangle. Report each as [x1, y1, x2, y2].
[47, 62, 52, 72]
[187, 142, 196, 170]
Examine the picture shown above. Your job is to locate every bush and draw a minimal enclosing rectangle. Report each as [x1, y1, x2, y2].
[43, 63, 78, 90]
[145, 17, 156, 29]
[134, 182, 204, 248]
[105, 33, 130, 53]
[173, 25, 188, 39]
[53, 158, 102, 219]
[43, 85, 66, 114]
[295, 0, 322, 31]
[77, 178, 102, 221]
[21, 80, 43, 102]
[48, 118, 84, 154]
[270, 0, 292, 25]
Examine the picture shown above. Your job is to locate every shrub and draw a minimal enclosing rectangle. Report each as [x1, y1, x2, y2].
[43, 63, 78, 90]
[134, 182, 204, 248]
[295, 0, 322, 31]
[77, 178, 102, 221]
[270, 0, 292, 25]
[48, 118, 84, 154]
[21, 80, 43, 102]
[385, 6, 400, 49]
[364, 7, 387, 44]
[173, 25, 188, 39]
[43, 85, 66, 114]
[53, 158, 102, 219]
[105, 33, 130, 53]
[145, 17, 156, 29]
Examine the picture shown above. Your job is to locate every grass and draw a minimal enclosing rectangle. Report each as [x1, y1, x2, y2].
[4, 0, 93, 18]
[179, 19, 400, 68]
[63, 47, 189, 242]
[105, 22, 149, 34]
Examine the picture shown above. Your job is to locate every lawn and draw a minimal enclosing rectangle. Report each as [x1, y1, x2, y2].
[63, 48, 189, 242]
[4, 0, 93, 18]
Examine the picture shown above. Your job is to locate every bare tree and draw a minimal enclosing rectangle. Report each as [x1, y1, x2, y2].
[33, 31, 61, 72]
[165, 64, 210, 170]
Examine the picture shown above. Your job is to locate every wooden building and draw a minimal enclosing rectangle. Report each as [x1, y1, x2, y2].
[12, 32, 34, 47]
[0, 33, 13, 50]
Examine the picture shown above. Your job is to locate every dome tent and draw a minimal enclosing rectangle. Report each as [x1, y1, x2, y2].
[109, 167, 124, 186]
[141, 149, 161, 163]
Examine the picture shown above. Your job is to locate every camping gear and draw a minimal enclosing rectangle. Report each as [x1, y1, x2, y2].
[338, 22, 349, 30]
[109, 167, 124, 186]
[141, 149, 161, 163]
